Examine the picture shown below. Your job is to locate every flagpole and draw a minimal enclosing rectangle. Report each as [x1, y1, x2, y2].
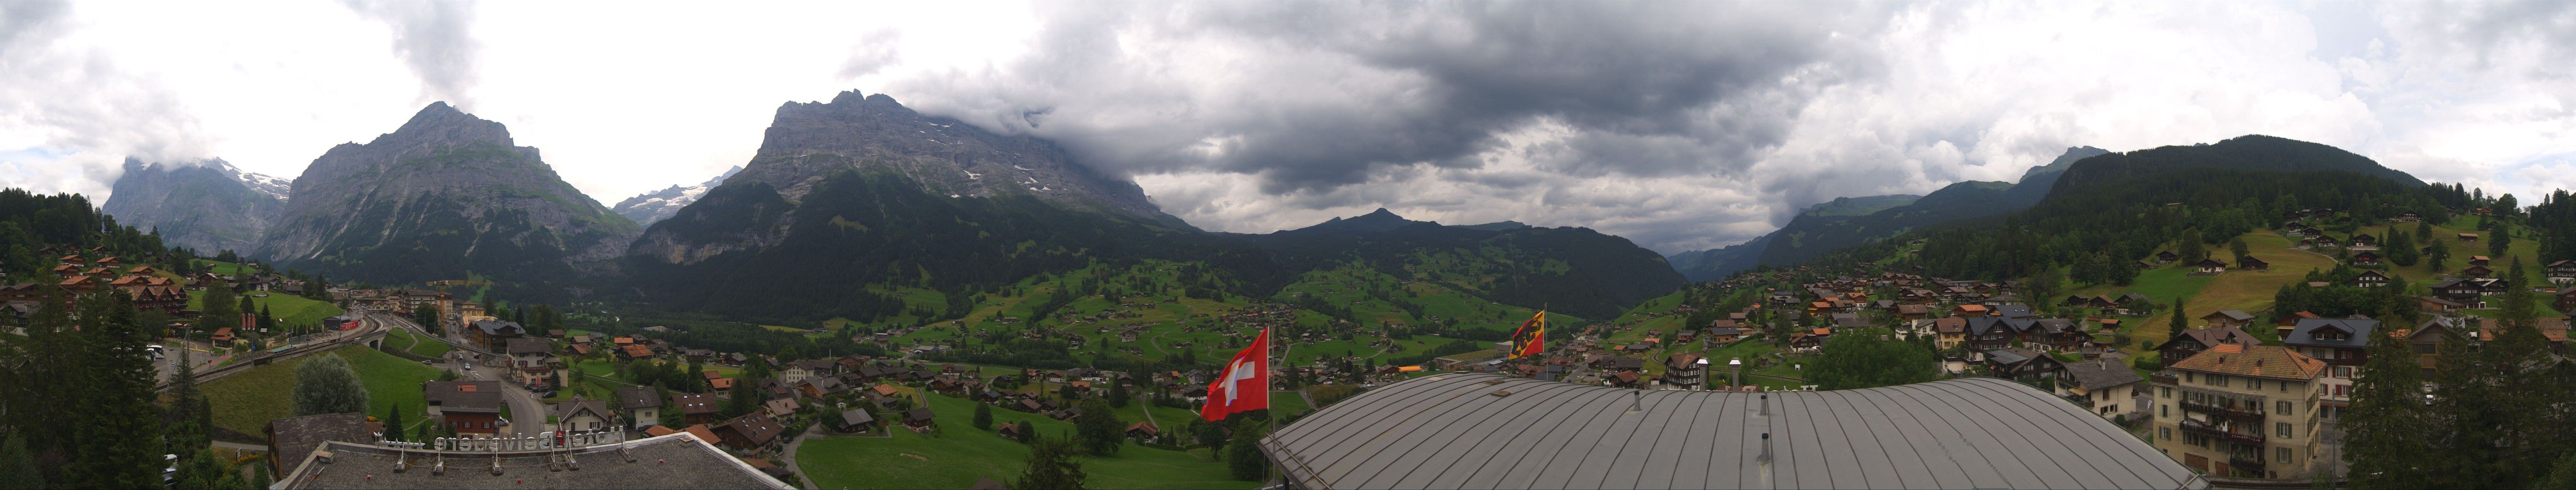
[1264, 323, 1276, 487]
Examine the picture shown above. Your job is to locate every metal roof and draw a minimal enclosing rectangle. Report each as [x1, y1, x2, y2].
[1260, 373, 2205, 490]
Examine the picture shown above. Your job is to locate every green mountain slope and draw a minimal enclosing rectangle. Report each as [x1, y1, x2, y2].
[1669, 146, 2109, 281]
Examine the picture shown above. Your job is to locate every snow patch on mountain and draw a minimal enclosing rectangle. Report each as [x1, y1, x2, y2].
[613, 165, 741, 227]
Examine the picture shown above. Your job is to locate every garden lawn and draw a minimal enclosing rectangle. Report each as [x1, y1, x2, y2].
[201, 345, 446, 437]
[1270, 391, 1312, 417]
[188, 289, 347, 326]
[798, 393, 1251, 490]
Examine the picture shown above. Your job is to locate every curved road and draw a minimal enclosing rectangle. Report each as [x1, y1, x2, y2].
[372, 313, 550, 438]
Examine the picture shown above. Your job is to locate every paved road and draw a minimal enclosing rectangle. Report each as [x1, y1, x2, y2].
[381, 313, 550, 438]
[779, 424, 824, 490]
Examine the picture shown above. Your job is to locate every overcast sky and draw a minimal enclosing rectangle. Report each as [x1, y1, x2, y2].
[1, 1, 2572, 254]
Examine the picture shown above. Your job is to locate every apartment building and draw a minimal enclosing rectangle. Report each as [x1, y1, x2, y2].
[2151, 344, 2333, 479]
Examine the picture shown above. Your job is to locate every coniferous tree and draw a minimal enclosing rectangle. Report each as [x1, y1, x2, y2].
[2177, 229, 2208, 265]
[1108, 378, 1131, 408]
[2167, 298, 2188, 343]
[974, 402, 995, 430]
[2492, 226, 2514, 259]
[2341, 323, 2431, 489]
[0, 435, 41, 489]
[2385, 231, 2419, 267]
[2427, 332, 2511, 488]
[384, 404, 407, 443]
[69, 292, 165, 489]
[164, 342, 212, 460]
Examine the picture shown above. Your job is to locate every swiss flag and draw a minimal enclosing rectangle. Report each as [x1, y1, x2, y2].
[1200, 327, 1270, 422]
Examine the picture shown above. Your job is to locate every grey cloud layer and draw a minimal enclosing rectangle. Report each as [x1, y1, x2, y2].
[346, 0, 480, 109]
[888, 2, 1879, 194]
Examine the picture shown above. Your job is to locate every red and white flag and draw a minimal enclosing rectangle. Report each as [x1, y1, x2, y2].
[1200, 327, 1270, 422]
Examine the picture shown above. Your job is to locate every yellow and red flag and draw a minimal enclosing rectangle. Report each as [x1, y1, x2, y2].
[1200, 327, 1270, 422]
[1508, 311, 1548, 358]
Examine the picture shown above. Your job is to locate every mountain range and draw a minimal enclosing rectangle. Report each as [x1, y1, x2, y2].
[101, 93, 2402, 321]
[1664, 145, 2110, 281]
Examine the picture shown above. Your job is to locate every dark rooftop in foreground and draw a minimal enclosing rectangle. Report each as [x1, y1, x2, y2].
[1261, 372, 2205, 490]
[275, 432, 792, 490]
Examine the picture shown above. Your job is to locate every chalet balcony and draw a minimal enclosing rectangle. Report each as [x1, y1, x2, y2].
[2179, 419, 2266, 445]
[2229, 455, 2267, 470]
[2180, 399, 2267, 422]
[2151, 373, 2179, 386]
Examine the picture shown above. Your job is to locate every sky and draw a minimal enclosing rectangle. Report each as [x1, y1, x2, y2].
[0, 1, 2571, 254]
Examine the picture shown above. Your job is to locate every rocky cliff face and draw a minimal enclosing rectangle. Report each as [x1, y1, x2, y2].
[258, 102, 638, 288]
[612, 166, 739, 227]
[632, 91, 1189, 265]
[100, 158, 288, 254]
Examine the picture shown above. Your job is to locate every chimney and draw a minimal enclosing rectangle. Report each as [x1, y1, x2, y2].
[1629, 390, 1644, 412]
[1758, 432, 1773, 463]
[1760, 394, 1770, 416]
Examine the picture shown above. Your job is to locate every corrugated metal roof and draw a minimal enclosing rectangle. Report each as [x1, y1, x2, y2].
[1261, 373, 2205, 490]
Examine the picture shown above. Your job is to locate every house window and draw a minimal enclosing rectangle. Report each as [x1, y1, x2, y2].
[2161, 405, 2169, 418]
[2277, 401, 2292, 415]
[2248, 379, 2263, 390]
[2160, 427, 2172, 440]
[2277, 447, 2292, 463]
[2211, 375, 2229, 387]
[2161, 387, 2172, 398]
[2275, 423, 2292, 438]
[2186, 372, 2197, 383]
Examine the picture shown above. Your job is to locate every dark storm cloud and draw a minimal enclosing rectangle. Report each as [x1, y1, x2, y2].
[896, 2, 1885, 195]
[345, 0, 480, 109]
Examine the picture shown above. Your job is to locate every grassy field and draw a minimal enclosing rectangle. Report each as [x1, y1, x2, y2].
[188, 289, 347, 327]
[387, 328, 454, 357]
[797, 393, 1253, 490]
[201, 345, 446, 437]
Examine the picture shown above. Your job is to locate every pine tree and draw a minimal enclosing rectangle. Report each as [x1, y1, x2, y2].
[1108, 378, 1131, 408]
[164, 334, 211, 460]
[2341, 322, 2430, 488]
[2167, 298, 2188, 343]
[2428, 332, 2511, 488]
[68, 292, 165, 489]
[2386, 231, 2419, 266]
[2492, 227, 2514, 258]
[2177, 229, 2208, 265]
[384, 404, 407, 443]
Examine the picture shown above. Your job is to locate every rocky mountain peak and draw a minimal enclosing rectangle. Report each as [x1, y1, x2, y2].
[256, 102, 636, 287]
[720, 90, 1182, 227]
